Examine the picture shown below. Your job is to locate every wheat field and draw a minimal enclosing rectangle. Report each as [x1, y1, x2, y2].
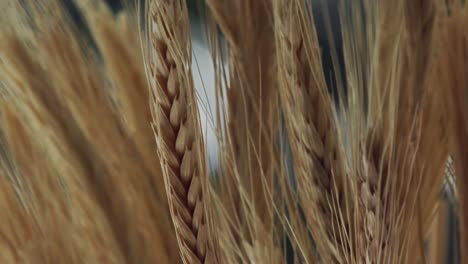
[0, 0, 466, 263]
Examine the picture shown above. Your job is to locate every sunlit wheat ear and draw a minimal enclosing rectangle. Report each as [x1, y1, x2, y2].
[274, 0, 348, 262]
[145, 1, 219, 263]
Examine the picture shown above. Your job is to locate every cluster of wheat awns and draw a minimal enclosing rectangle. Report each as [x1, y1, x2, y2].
[0, 0, 466, 263]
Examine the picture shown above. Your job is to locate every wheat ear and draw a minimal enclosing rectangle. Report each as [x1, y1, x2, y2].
[348, 0, 446, 262]
[147, 1, 217, 263]
[274, 1, 347, 262]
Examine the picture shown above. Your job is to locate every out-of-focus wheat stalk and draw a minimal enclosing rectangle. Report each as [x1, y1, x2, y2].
[0, 1, 179, 263]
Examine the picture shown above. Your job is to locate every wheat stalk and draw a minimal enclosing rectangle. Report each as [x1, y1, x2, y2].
[344, 0, 447, 262]
[274, 0, 348, 262]
[146, 1, 218, 263]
